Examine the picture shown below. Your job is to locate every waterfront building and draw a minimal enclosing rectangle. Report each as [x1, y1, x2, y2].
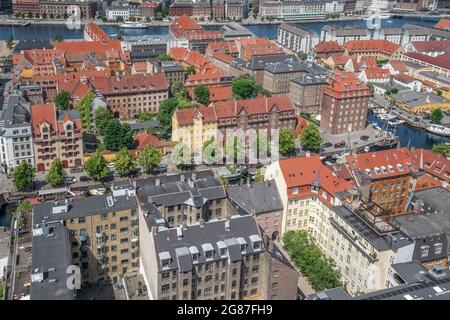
[259, 0, 327, 20]
[434, 18, 450, 30]
[106, 5, 130, 20]
[140, 1, 159, 19]
[277, 23, 316, 54]
[169, 0, 193, 17]
[225, 0, 244, 20]
[392, 74, 422, 91]
[264, 156, 414, 295]
[394, 0, 425, 11]
[235, 37, 284, 60]
[121, 34, 188, 61]
[390, 90, 449, 114]
[313, 41, 346, 60]
[320, 26, 370, 45]
[32, 181, 139, 284]
[39, 0, 97, 18]
[0, 94, 34, 174]
[320, 72, 371, 134]
[31, 103, 84, 171]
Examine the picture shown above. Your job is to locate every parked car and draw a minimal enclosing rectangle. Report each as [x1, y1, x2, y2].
[321, 142, 332, 148]
[333, 141, 346, 148]
[64, 176, 77, 184]
[153, 164, 168, 174]
[360, 135, 369, 141]
[90, 188, 106, 196]
[79, 176, 91, 182]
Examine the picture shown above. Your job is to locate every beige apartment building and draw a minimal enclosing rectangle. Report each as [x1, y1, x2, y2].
[265, 156, 415, 295]
[32, 181, 139, 284]
[31, 103, 84, 171]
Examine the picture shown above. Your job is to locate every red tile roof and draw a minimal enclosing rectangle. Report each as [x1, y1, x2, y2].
[134, 132, 170, 150]
[410, 148, 450, 183]
[185, 30, 224, 41]
[213, 51, 233, 64]
[410, 40, 450, 55]
[324, 71, 370, 99]
[344, 40, 400, 55]
[393, 73, 416, 84]
[85, 23, 110, 42]
[211, 96, 294, 119]
[175, 106, 218, 126]
[387, 60, 408, 73]
[314, 41, 345, 54]
[363, 68, 391, 80]
[434, 18, 450, 30]
[348, 56, 378, 72]
[403, 52, 450, 71]
[236, 37, 273, 46]
[169, 47, 210, 70]
[329, 55, 351, 66]
[414, 174, 450, 192]
[52, 40, 122, 54]
[31, 103, 56, 136]
[206, 41, 238, 56]
[170, 14, 203, 38]
[278, 156, 354, 199]
[209, 86, 232, 102]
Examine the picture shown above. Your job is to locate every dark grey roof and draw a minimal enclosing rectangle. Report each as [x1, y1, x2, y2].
[291, 72, 328, 85]
[128, 121, 160, 131]
[0, 94, 31, 128]
[32, 194, 137, 226]
[279, 23, 312, 37]
[231, 54, 300, 71]
[310, 262, 450, 300]
[227, 180, 283, 215]
[398, 188, 450, 238]
[57, 109, 80, 121]
[30, 221, 75, 300]
[13, 40, 53, 53]
[391, 261, 431, 284]
[153, 215, 263, 271]
[158, 61, 185, 73]
[264, 60, 328, 75]
[322, 25, 369, 37]
[332, 205, 394, 252]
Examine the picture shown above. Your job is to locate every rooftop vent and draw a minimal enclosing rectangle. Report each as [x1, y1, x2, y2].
[107, 196, 114, 207]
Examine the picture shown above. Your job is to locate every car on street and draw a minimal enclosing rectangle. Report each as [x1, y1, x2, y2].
[321, 142, 332, 148]
[333, 141, 346, 148]
[70, 167, 84, 173]
[360, 135, 369, 141]
[153, 164, 168, 174]
[64, 176, 77, 184]
[79, 176, 91, 182]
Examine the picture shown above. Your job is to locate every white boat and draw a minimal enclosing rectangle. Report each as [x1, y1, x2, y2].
[426, 124, 450, 137]
[387, 119, 405, 126]
[119, 21, 147, 29]
[373, 108, 387, 115]
[379, 114, 396, 121]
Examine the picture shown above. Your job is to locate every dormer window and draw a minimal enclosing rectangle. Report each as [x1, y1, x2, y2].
[159, 251, 171, 270]
[205, 250, 213, 260]
[434, 243, 443, 255]
[387, 165, 394, 172]
[374, 167, 381, 175]
[249, 234, 262, 252]
[220, 248, 227, 257]
[240, 244, 246, 254]
[161, 259, 170, 270]
[292, 187, 298, 194]
[192, 253, 199, 263]
[420, 245, 429, 258]
[312, 186, 319, 193]
[397, 164, 403, 171]
[201, 243, 214, 261]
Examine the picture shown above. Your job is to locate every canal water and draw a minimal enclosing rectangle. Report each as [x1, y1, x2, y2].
[367, 113, 450, 149]
[0, 204, 14, 228]
[0, 17, 439, 40]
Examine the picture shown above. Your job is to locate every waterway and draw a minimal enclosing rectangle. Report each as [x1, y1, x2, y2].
[0, 204, 14, 228]
[0, 16, 440, 40]
[367, 113, 450, 149]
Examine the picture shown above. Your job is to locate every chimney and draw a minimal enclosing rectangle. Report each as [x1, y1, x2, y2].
[155, 178, 160, 186]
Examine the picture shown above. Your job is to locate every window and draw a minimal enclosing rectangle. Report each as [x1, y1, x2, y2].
[272, 282, 278, 290]
[78, 217, 86, 224]
[421, 245, 429, 257]
[434, 243, 443, 255]
[101, 213, 108, 220]
[273, 270, 279, 278]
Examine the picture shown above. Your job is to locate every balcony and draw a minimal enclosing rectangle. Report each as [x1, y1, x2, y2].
[131, 234, 138, 242]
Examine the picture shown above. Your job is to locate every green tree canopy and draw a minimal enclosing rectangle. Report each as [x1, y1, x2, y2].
[46, 158, 66, 187]
[157, 53, 173, 62]
[301, 124, 322, 151]
[84, 148, 109, 181]
[138, 112, 154, 122]
[194, 85, 210, 105]
[103, 120, 134, 151]
[7, 36, 14, 50]
[186, 65, 196, 75]
[76, 91, 95, 133]
[283, 230, 342, 291]
[115, 147, 136, 176]
[16, 200, 32, 215]
[94, 107, 114, 136]
[138, 146, 162, 173]
[172, 81, 187, 99]
[279, 128, 296, 156]
[232, 75, 257, 99]
[54, 90, 72, 110]
[432, 143, 450, 158]
[13, 161, 34, 190]
[203, 137, 220, 164]
[253, 167, 265, 183]
[158, 97, 180, 139]
[297, 51, 308, 60]
[431, 108, 444, 123]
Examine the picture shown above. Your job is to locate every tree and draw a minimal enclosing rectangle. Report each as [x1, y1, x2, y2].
[225, 136, 244, 163]
[6, 36, 14, 50]
[49, 13, 54, 19]
[46, 158, 66, 187]
[432, 143, 450, 158]
[232, 75, 257, 99]
[297, 51, 308, 60]
[104, 120, 134, 151]
[156, 12, 163, 20]
[41, 12, 47, 19]
[366, 83, 374, 95]
[129, 16, 136, 22]
[138, 146, 161, 174]
[27, 12, 32, 19]
[194, 85, 210, 105]
[252, 3, 259, 17]
[76, 91, 95, 133]
[54, 90, 71, 110]
[253, 167, 265, 183]
[115, 147, 136, 176]
[94, 107, 113, 136]
[12, 161, 34, 190]
[203, 137, 220, 164]
[138, 112, 154, 122]
[53, 34, 64, 42]
[116, 16, 124, 22]
[162, 7, 169, 17]
[186, 65, 196, 75]
[283, 230, 341, 291]
[172, 81, 187, 98]
[431, 108, 444, 123]
[385, 87, 398, 96]
[84, 148, 109, 181]
[279, 128, 296, 156]
[157, 53, 173, 62]
[158, 97, 181, 139]
[301, 124, 322, 151]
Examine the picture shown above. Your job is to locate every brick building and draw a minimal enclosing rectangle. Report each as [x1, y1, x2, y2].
[320, 72, 371, 134]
